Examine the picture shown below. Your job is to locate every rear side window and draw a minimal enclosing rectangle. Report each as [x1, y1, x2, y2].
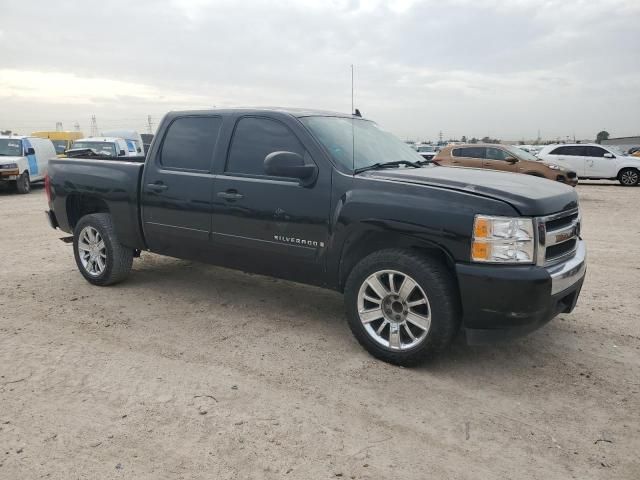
[452, 147, 485, 159]
[226, 117, 305, 176]
[549, 146, 585, 156]
[584, 146, 608, 157]
[160, 116, 222, 171]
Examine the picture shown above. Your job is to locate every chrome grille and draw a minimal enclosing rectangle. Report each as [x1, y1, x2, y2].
[536, 208, 581, 266]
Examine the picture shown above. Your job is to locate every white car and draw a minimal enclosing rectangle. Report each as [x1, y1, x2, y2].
[68, 137, 130, 158]
[415, 144, 439, 160]
[538, 143, 640, 186]
[102, 130, 145, 157]
[0, 135, 57, 193]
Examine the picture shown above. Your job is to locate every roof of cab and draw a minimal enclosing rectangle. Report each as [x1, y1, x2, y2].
[165, 107, 363, 120]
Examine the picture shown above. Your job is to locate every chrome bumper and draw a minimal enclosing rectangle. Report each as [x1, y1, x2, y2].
[547, 239, 586, 295]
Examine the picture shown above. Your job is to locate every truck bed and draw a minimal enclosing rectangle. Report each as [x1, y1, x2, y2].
[47, 158, 146, 249]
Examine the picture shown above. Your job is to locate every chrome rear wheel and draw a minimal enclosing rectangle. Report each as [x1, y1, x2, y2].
[77, 226, 107, 277]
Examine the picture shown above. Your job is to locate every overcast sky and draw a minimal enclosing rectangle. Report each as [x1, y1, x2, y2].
[0, 0, 638, 141]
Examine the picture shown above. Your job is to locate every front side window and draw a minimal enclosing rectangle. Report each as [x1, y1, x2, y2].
[486, 147, 509, 160]
[584, 146, 609, 158]
[226, 117, 305, 176]
[300, 116, 423, 171]
[0, 139, 23, 157]
[452, 147, 485, 159]
[160, 116, 221, 171]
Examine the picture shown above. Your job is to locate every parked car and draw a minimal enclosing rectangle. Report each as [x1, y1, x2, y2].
[67, 137, 130, 158]
[45, 108, 586, 365]
[538, 143, 640, 186]
[31, 131, 84, 157]
[415, 144, 439, 161]
[102, 130, 146, 157]
[0, 135, 56, 193]
[433, 144, 578, 186]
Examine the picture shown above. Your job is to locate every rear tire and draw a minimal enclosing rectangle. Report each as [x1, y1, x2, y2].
[618, 168, 639, 186]
[73, 213, 133, 286]
[344, 249, 461, 366]
[15, 172, 30, 194]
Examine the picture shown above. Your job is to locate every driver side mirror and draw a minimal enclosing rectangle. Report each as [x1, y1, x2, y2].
[603, 152, 614, 159]
[264, 151, 318, 185]
[505, 156, 518, 164]
[26, 147, 36, 155]
[119, 149, 126, 156]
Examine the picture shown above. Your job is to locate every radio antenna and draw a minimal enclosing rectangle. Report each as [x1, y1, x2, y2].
[351, 64, 355, 173]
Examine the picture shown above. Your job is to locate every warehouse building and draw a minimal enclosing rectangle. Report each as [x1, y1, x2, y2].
[602, 136, 640, 152]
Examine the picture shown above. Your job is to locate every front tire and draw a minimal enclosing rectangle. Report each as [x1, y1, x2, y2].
[618, 168, 639, 186]
[73, 213, 133, 286]
[344, 249, 461, 366]
[15, 172, 30, 194]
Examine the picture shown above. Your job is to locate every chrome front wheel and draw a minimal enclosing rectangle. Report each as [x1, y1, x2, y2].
[620, 168, 639, 186]
[357, 269, 431, 350]
[77, 226, 107, 277]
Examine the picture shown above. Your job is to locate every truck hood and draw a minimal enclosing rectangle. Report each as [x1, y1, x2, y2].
[363, 165, 578, 216]
[0, 155, 24, 164]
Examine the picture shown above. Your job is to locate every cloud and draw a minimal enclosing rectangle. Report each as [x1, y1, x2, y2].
[0, 0, 638, 140]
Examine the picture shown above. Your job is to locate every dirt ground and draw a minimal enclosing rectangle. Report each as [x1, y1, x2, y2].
[0, 182, 638, 479]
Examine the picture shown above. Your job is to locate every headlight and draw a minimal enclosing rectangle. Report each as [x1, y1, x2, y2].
[0, 163, 18, 169]
[471, 215, 535, 263]
[547, 164, 560, 170]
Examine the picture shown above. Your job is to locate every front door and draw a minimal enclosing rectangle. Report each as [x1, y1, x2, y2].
[141, 115, 222, 259]
[583, 145, 615, 178]
[211, 116, 330, 284]
[483, 147, 517, 173]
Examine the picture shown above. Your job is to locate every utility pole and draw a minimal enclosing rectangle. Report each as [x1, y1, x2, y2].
[90, 115, 98, 137]
[147, 115, 154, 134]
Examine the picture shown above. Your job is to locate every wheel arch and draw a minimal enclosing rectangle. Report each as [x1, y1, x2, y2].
[337, 229, 456, 292]
[66, 194, 110, 230]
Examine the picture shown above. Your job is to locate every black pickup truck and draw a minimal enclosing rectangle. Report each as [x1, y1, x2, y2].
[45, 108, 586, 365]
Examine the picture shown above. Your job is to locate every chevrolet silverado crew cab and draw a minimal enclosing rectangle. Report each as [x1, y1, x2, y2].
[45, 108, 586, 365]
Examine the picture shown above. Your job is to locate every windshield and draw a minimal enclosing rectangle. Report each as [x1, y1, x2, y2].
[300, 116, 424, 171]
[71, 141, 117, 156]
[51, 140, 68, 154]
[0, 139, 23, 156]
[506, 145, 539, 162]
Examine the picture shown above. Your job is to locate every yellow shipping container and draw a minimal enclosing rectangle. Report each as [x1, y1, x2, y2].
[31, 131, 85, 157]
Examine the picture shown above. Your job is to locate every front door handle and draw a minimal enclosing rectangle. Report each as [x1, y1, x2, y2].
[146, 183, 168, 192]
[217, 190, 244, 200]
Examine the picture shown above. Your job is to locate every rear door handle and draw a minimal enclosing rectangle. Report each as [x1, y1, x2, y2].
[217, 190, 244, 200]
[146, 183, 168, 192]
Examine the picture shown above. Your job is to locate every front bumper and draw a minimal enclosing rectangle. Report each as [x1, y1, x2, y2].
[456, 240, 586, 344]
[0, 168, 20, 181]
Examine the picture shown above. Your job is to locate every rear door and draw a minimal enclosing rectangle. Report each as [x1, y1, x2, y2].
[483, 147, 516, 172]
[546, 145, 586, 176]
[141, 115, 222, 259]
[210, 115, 331, 283]
[449, 147, 485, 168]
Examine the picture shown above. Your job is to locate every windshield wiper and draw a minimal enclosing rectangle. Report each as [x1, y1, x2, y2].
[354, 160, 422, 174]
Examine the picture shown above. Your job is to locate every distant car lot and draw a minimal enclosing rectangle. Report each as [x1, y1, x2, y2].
[0, 183, 638, 478]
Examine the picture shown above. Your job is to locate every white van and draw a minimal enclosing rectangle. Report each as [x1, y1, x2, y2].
[102, 130, 145, 157]
[0, 135, 57, 193]
[68, 137, 130, 157]
[538, 143, 640, 186]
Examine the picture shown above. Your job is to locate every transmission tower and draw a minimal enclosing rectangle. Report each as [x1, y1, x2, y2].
[74, 122, 81, 132]
[55, 122, 63, 132]
[90, 115, 99, 137]
[147, 115, 154, 134]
